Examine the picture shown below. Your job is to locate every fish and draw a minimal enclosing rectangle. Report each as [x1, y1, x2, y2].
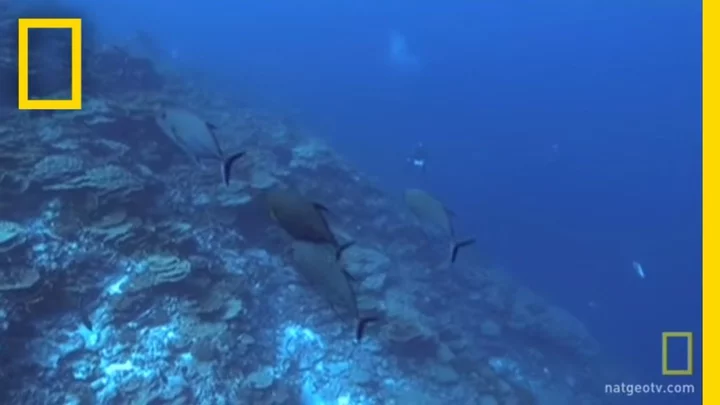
[403, 188, 476, 263]
[267, 189, 353, 258]
[632, 261, 646, 279]
[291, 240, 378, 341]
[155, 107, 245, 186]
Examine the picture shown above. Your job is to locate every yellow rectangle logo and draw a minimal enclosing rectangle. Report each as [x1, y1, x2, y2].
[17, 18, 82, 110]
[662, 331, 693, 376]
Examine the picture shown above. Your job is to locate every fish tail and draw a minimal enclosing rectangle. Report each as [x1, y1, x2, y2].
[451, 238, 476, 263]
[221, 151, 246, 186]
[355, 316, 379, 342]
[335, 241, 356, 260]
[80, 312, 92, 330]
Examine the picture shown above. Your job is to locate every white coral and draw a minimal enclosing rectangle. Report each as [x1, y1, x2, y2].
[31, 155, 84, 181]
[0, 220, 26, 252]
[44, 165, 143, 194]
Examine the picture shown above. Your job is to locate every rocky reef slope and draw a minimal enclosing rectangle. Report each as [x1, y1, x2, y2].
[0, 14, 618, 405]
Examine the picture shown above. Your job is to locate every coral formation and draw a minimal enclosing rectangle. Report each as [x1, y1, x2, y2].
[127, 254, 192, 292]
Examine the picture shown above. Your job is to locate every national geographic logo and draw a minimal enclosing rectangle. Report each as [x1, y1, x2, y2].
[17, 18, 82, 110]
[661, 331, 694, 376]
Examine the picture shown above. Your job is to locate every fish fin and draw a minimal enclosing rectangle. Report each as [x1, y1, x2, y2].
[269, 209, 277, 222]
[335, 241, 356, 260]
[314, 204, 340, 249]
[204, 120, 226, 161]
[80, 312, 92, 330]
[313, 202, 331, 214]
[221, 151, 246, 186]
[355, 316, 379, 342]
[451, 238, 476, 263]
[329, 302, 344, 321]
[445, 207, 459, 239]
[343, 270, 357, 282]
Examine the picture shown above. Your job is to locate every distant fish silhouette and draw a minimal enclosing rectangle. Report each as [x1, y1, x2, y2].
[388, 31, 420, 70]
[632, 261, 646, 279]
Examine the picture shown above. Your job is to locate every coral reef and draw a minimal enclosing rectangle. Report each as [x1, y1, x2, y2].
[0, 11, 621, 405]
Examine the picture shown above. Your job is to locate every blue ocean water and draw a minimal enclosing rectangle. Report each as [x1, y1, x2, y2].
[20, 0, 702, 403]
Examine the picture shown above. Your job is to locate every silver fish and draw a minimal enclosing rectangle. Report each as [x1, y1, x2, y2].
[404, 188, 475, 263]
[155, 107, 245, 185]
[632, 261, 646, 279]
[291, 240, 376, 341]
[267, 189, 352, 258]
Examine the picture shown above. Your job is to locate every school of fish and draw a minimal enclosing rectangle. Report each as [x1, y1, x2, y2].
[153, 106, 478, 342]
